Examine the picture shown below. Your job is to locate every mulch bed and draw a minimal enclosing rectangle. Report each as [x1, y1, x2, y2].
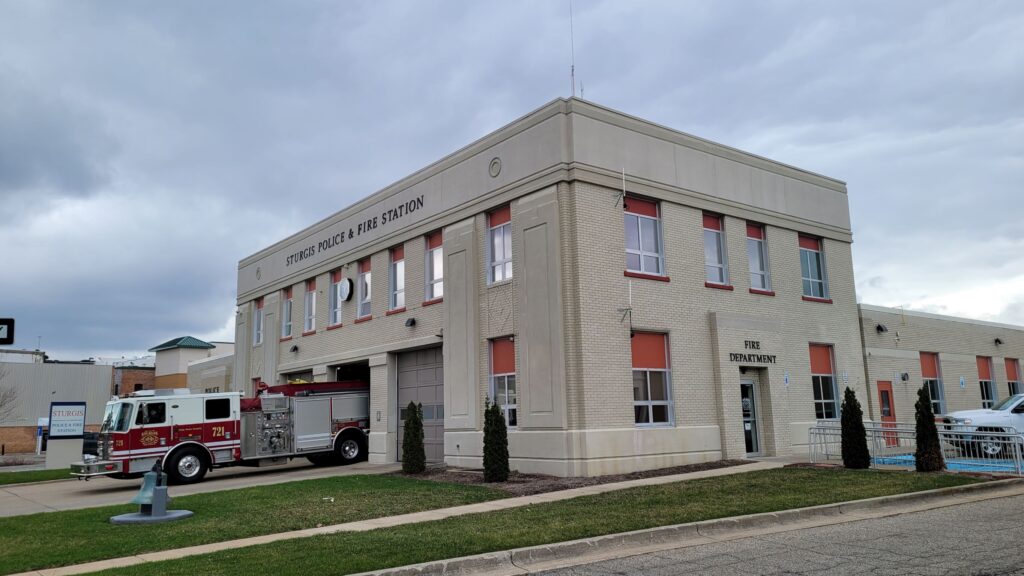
[390, 459, 750, 497]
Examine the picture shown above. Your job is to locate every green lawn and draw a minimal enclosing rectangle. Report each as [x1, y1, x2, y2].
[0, 475, 503, 575]
[98, 468, 979, 576]
[0, 468, 73, 486]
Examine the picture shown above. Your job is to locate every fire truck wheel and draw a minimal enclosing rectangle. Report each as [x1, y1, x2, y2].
[336, 435, 365, 465]
[166, 447, 209, 484]
[306, 452, 338, 467]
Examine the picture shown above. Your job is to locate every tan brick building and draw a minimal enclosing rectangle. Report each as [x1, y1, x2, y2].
[233, 98, 871, 476]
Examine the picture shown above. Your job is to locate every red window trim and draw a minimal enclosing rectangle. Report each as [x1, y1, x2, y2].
[301, 330, 316, 337]
[749, 288, 776, 296]
[279, 336, 292, 342]
[358, 258, 371, 273]
[282, 287, 292, 299]
[255, 297, 264, 310]
[354, 316, 372, 324]
[799, 235, 821, 251]
[391, 245, 405, 262]
[422, 297, 444, 307]
[624, 271, 670, 282]
[801, 295, 833, 304]
[306, 278, 316, 291]
[385, 307, 407, 316]
[623, 195, 659, 218]
[746, 222, 765, 240]
[326, 323, 343, 331]
[489, 205, 511, 227]
[426, 231, 443, 250]
[704, 282, 734, 291]
[702, 213, 722, 231]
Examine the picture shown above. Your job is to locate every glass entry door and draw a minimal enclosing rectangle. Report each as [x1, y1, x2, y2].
[740, 380, 760, 455]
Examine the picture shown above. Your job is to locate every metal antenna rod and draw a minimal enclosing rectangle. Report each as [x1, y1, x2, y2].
[569, 0, 576, 97]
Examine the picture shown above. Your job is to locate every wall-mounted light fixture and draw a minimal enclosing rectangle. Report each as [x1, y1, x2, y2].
[876, 323, 888, 334]
[995, 338, 1004, 346]
[901, 372, 909, 381]
[289, 345, 299, 353]
[404, 318, 416, 327]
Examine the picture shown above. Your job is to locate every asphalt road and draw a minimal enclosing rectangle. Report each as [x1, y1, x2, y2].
[538, 494, 1024, 576]
[0, 460, 398, 517]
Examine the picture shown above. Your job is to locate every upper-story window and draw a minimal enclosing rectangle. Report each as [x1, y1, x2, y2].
[1007, 358, 1021, 396]
[488, 206, 512, 283]
[746, 223, 771, 292]
[252, 298, 264, 346]
[632, 332, 672, 426]
[390, 245, 405, 310]
[978, 356, 996, 409]
[281, 287, 293, 338]
[328, 270, 344, 326]
[809, 344, 837, 419]
[799, 235, 829, 300]
[703, 213, 728, 285]
[357, 258, 372, 319]
[490, 337, 517, 427]
[303, 279, 316, 334]
[425, 231, 443, 302]
[624, 196, 663, 276]
[921, 352, 945, 414]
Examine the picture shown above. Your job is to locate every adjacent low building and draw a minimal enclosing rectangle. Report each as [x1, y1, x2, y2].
[148, 336, 234, 389]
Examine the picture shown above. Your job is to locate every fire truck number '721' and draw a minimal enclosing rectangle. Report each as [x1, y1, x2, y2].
[71, 381, 370, 484]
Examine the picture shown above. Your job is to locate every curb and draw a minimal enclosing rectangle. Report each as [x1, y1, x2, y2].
[354, 477, 1024, 576]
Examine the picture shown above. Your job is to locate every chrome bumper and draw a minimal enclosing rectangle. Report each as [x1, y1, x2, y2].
[70, 460, 120, 478]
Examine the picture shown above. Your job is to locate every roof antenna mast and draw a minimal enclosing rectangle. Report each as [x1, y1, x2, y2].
[569, 0, 576, 97]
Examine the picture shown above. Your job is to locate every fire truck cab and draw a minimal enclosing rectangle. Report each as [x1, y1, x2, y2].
[71, 382, 369, 484]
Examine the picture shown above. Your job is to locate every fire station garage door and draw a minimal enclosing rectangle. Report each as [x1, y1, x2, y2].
[397, 346, 444, 463]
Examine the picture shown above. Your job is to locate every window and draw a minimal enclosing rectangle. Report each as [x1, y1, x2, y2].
[252, 298, 264, 345]
[1007, 358, 1021, 396]
[281, 287, 293, 338]
[809, 344, 837, 419]
[488, 206, 512, 283]
[390, 245, 405, 310]
[921, 352, 945, 414]
[328, 270, 344, 326]
[133, 383, 143, 392]
[624, 196, 664, 276]
[425, 231, 443, 301]
[978, 356, 995, 409]
[357, 258, 372, 319]
[747, 223, 770, 291]
[205, 398, 231, 419]
[303, 279, 316, 334]
[799, 235, 829, 299]
[632, 332, 672, 425]
[135, 402, 165, 425]
[703, 213, 728, 285]
[490, 337, 517, 427]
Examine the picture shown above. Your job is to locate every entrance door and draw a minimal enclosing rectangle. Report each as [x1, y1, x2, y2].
[397, 346, 444, 463]
[877, 381, 897, 447]
[740, 380, 759, 455]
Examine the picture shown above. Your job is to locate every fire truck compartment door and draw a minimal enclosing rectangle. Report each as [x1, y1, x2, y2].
[293, 397, 332, 451]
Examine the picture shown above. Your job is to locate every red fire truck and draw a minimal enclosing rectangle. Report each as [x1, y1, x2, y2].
[70, 381, 370, 484]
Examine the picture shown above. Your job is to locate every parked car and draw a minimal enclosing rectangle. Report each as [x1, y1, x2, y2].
[944, 394, 1024, 457]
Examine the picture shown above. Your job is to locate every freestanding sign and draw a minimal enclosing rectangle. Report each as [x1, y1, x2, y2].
[48, 402, 87, 438]
[0, 318, 13, 346]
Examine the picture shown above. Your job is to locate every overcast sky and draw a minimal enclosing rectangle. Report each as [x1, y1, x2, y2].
[1, 1, 1022, 362]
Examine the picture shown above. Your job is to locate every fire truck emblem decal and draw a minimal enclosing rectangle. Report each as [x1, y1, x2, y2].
[140, 429, 160, 447]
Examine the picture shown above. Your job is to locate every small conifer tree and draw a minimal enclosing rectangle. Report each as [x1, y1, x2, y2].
[401, 401, 426, 474]
[914, 385, 945, 472]
[483, 399, 510, 482]
[840, 387, 870, 469]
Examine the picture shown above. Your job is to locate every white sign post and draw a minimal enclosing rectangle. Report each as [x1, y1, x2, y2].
[44, 402, 87, 470]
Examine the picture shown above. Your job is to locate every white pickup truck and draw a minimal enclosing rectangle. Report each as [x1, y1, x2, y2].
[944, 394, 1024, 457]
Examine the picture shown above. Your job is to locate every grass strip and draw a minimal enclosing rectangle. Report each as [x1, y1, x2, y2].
[0, 474, 503, 574]
[100, 468, 979, 576]
[0, 468, 73, 486]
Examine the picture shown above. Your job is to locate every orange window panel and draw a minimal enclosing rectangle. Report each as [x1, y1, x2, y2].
[623, 196, 659, 218]
[702, 213, 722, 231]
[331, 269, 342, 283]
[809, 344, 833, 375]
[977, 356, 992, 380]
[799, 235, 821, 251]
[391, 245, 404, 262]
[358, 258, 371, 273]
[746, 223, 764, 239]
[282, 287, 291, 299]
[426, 231, 443, 249]
[306, 278, 316, 291]
[491, 337, 516, 374]
[920, 352, 940, 379]
[255, 297, 264, 310]
[1007, 359, 1020, 382]
[489, 205, 511, 227]
[631, 332, 668, 370]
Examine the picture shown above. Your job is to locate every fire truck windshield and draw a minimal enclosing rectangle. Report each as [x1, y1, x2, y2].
[100, 402, 134, 433]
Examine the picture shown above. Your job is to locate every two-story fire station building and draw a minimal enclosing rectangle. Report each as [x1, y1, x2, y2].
[233, 98, 867, 476]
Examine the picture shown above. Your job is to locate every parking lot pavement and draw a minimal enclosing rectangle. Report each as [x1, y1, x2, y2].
[0, 460, 399, 517]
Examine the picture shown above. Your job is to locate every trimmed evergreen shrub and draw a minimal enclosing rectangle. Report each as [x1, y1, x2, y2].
[914, 385, 945, 472]
[401, 401, 426, 474]
[483, 399, 510, 482]
[840, 387, 870, 469]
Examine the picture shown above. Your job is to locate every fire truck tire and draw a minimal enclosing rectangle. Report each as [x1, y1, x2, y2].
[336, 434, 366, 465]
[306, 452, 338, 467]
[166, 447, 209, 484]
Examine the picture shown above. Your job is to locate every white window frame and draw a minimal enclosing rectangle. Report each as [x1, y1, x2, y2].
[329, 274, 343, 326]
[747, 234, 770, 291]
[490, 373, 517, 428]
[390, 256, 405, 310]
[488, 221, 512, 284]
[281, 291, 292, 338]
[426, 244, 443, 301]
[624, 210, 664, 276]
[800, 241, 829, 299]
[358, 268, 372, 318]
[703, 220, 728, 285]
[925, 378, 946, 415]
[252, 301, 263, 346]
[633, 368, 673, 426]
[303, 285, 316, 333]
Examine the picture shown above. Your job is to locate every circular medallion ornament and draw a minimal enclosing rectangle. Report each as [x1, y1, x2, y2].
[489, 157, 502, 178]
[340, 278, 354, 301]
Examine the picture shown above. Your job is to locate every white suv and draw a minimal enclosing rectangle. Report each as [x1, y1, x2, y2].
[945, 394, 1024, 457]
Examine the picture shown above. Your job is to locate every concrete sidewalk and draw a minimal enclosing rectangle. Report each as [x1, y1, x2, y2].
[12, 460, 784, 576]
